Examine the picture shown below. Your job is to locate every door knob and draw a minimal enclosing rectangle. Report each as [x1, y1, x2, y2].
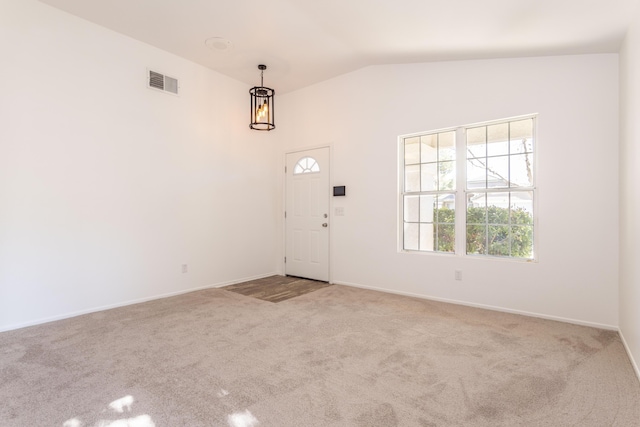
[322, 223, 328, 227]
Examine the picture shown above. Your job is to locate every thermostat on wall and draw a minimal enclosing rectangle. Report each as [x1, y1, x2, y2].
[333, 186, 346, 196]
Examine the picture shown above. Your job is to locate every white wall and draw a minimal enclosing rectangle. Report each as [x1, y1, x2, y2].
[0, 1, 624, 336]
[0, 0, 279, 331]
[278, 54, 620, 328]
[620, 7, 640, 378]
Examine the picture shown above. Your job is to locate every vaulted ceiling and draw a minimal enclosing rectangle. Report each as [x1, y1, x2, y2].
[39, 0, 639, 93]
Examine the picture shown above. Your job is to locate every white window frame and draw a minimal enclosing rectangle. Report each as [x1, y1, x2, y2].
[400, 129, 458, 254]
[398, 114, 537, 262]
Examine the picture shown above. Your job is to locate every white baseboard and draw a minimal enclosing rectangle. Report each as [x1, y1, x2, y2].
[619, 329, 640, 384]
[0, 272, 278, 333]
[335, 280, 619, 331]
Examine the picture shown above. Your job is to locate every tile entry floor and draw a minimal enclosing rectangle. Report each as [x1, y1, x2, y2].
[222, 275, 333, 303]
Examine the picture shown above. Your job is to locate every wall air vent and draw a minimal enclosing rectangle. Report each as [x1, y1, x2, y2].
[147, 70, 179, 95]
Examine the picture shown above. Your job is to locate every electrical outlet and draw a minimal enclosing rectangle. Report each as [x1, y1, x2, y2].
[455, 269, 462, 281]
[182, 264, 188, 274]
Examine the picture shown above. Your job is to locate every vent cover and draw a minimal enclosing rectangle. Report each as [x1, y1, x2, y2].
[148, 70, 179, 95]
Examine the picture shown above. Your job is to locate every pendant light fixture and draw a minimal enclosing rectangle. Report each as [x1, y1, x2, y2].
[250, 64, 275, 131]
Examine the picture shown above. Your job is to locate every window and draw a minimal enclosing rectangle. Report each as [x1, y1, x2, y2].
[465, 118, 535, 258]
[294, 157, 320, 174]
[402, 130, 456, 253]
[400, 115, 536, 260]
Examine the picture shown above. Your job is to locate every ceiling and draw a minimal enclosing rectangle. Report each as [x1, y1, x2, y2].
[39, 0, 639, 94]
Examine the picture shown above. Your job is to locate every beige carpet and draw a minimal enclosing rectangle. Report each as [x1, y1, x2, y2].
[1, 284, 639, 426]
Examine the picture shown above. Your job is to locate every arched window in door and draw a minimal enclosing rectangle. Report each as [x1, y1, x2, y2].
[293, 157, 320, 174]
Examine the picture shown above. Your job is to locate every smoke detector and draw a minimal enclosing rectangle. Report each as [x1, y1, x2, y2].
[205, 37, 234, 52]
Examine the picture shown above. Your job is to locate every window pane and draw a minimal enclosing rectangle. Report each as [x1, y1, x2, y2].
[419, 223, 434, 251]
[487, 123, 509, 156]
[420, 134, 437, 163]
[467, 159, 486, 189]
[436, 200, 455, 224]
[441, 193, 456, 212]
[467, 127, 486, 158]
[486, 156, 509, 188]
[511, 137, 534, 155]
[437, 224, 455, 253]
[437, 204, 456, 224]
[420, 195, 435, 223]
[511, 225, 534, 258]
[421, 163, 437, 191]
[439, 161, 456, 190]
[510, 119, 533, 154]
[488, 225, 510, 256]
[294, 157, 320, 174]
[510, 154, 534, 187]
[467, 193, 486, 224]
[405, 137, 420, 165]
[439, 131, 456, 161]
[404, 223, 419, 250]
[404, 195, 419, 222]
[510, 191, 534, 225]
[466, 225, 486, 255]
[405, 164, 420, 192]
[487, 193, 510, 224]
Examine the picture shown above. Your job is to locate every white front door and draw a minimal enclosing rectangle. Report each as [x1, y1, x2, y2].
[285, 147, 330, 282]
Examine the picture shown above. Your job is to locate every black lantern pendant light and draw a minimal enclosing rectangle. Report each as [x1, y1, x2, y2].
[250, 65, 275, 131]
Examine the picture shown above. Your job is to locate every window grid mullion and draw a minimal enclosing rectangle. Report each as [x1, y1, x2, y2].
[511, 181, 516, 257]
[418, 138, 422, 251]
[455, 127, 466, 256]
[484, 193, 489, 255]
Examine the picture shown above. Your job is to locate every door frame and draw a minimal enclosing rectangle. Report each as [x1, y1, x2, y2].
[282, 145, 332, 283]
